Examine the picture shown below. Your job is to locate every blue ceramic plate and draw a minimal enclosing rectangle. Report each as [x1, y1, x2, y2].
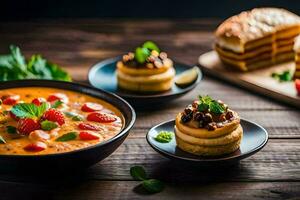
[88, 57, 202, 108]
[146, 119, 268, 165]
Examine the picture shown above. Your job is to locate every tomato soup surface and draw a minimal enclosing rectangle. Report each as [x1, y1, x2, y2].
[0, 87, 124, 155]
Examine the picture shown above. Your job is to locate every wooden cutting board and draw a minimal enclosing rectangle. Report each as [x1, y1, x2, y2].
[198, 51, 300, 108]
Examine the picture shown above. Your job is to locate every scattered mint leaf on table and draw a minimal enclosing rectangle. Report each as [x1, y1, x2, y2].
[56, 132, 77, 142]
[130, 166, 147, 181]
[142, 179, 164, 193]
[130, 166, 165, 193]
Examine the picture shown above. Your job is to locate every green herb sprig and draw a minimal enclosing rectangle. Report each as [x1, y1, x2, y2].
[130, 166, 164, 193]
[56, 132, 77, 142]
[198, 95, 225, 114]
[271, 70, 293, 82]
[134, 41, 160, 64]
[154, 131, 173, 143]
[11, 102, 50, 119]
[0, 45, 71, 81]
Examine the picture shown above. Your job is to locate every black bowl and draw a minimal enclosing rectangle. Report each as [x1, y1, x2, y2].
[0, 80, 136, 171]
[88, 57, 202, 109]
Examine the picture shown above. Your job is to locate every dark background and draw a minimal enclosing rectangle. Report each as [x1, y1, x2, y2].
[1, 0, 300, 20]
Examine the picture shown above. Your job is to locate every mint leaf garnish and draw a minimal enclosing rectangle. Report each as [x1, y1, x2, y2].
[6, 126, 16, 134]
[130, 166, 147, 181]
[154, 131, 173, 143]
[41, 120, 58, 131]
[142, 41, 160, 53]
[56, 132, 77, 142]
[198, 95, 226, 114]
[11, 102, 50, 119]
[51, 100, 63, 108]
[142, 179, 164, 193]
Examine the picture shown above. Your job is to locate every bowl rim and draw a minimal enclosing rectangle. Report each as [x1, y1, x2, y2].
[146, 118, 268, 163]
[0, 79, 136, 158]
[88, 56, 202, 99]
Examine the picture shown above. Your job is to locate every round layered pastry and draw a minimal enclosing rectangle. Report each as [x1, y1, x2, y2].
[175, 96, 243, 156]
[116, 41, 175, 93]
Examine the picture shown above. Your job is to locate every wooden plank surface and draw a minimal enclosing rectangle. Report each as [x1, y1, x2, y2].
[0, 19, 299, 199]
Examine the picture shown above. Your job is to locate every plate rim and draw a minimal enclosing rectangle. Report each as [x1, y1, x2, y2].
[88, 56, 202, 99]
[146, 118, 269, 162]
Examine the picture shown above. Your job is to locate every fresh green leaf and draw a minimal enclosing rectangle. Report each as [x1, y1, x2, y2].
[135, 47, 150, 64]
[56, 132, 77, 142]
[271, 70, 293, 82]
[51, 100, 63, 108]
[209, 100, 225, 114]
[142, 41, 160, 53]
[198, 95, 225, 114]
[72, 115, 84, 121]
[11, 102, 49, 119]
[0, 45, 72, 82]
[6, 126, 17, 134]
[130, 166, 147, 181]
[0, 135, 6, 144]
[142, 179, 164, 193]
[154, 131, 173, 143]
[64, 111, 78, 117]
[41, 120, 58, 131]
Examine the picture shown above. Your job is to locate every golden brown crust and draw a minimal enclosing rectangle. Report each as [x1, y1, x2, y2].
[216, 8, 300, 45]
[176, 136, 242, 156]
[175, 124, 243, 146]
[116, 61, 171, 76]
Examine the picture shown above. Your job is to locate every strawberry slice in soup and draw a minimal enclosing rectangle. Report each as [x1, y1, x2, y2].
[79, 131, 100, 140]
[24, 141, 47, 152]
[87, 112, 117, 123]
[32, 97, 46, 106]
[42, 109, 65, 125]
[81, 102, 103, 112]
[2, 95, 20, 105]
[78, 123, 101, 131]
[17, 118, 41, 135]
[47, 93, 69, 103]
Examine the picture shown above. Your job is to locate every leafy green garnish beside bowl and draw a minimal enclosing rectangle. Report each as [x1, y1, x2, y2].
[0, 45, 71, 81]
[130, 166, 165, 193]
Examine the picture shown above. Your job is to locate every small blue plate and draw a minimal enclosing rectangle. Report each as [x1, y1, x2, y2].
[146, 119, 268, 165]
[88, 57, 202, 108]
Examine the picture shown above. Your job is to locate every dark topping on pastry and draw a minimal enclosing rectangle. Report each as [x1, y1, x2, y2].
[180, 95, 236, 131]
[121, 41, 171, 69]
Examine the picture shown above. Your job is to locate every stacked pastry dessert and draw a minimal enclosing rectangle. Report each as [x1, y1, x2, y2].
[293, 35, 300, 79]
[215, 8, 300, 71]
[116, 41, 175, 93]
[175, 96, 242, 156]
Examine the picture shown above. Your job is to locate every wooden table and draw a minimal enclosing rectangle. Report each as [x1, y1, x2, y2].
[0, 19, 299, 200]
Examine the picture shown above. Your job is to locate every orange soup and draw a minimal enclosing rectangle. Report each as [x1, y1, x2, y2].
[0, 87, 124, 155]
